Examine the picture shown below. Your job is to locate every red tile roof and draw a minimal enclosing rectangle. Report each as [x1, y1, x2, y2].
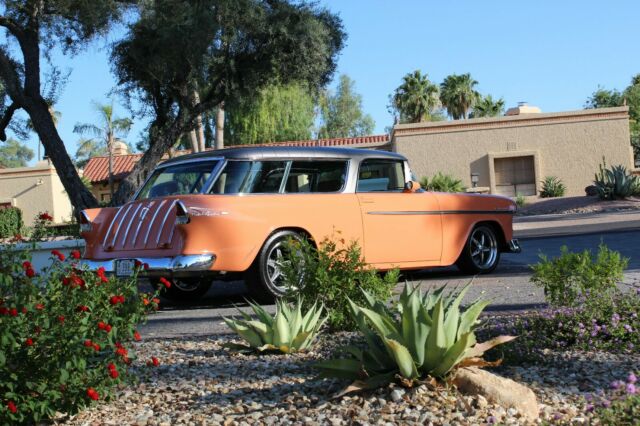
[82, 135, 390, 184]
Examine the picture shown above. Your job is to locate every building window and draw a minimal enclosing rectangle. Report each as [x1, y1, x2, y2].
[494, 156, 536, 196]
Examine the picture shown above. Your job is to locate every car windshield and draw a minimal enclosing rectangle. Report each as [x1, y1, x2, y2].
[136, 161, 220, 200]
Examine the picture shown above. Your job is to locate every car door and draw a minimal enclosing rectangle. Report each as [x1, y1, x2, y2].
[356, 159, 442, 265]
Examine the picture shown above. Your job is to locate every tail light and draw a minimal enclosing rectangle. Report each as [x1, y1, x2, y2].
[175, 201, 190, 225]
[79, 211, 92, 232]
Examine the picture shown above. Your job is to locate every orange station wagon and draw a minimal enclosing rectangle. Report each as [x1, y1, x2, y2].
[79, 147, 521, 301]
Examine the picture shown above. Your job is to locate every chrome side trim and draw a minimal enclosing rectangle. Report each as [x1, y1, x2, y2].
[109, 204, 133, 248]
[121, 204, 142, 247]
[156, 200, 177, 245]
[143, 199, 167, 247]
[102, 207, 124, 247]
[367, 210, 515, 215]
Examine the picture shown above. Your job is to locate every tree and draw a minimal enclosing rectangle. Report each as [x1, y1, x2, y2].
[225, 82, 315, 145]
[317, 74, 375, 138]
[110, 0, 345, 205]
[440, 73, 480, 120]
[389, 70, 440, 123]
[73, 102, 132, 199]
[0, 1, 128, 211]
[0, 138, 33, 167]
[74, 138, 106, 169]
[585, 87, 623, 109]
[469, 94, 505, 118]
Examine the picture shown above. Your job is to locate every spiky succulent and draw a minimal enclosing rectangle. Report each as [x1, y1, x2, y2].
[316, 283, 515, 390]
[224, 299, 326, 353]
[594, 162, 639, 200]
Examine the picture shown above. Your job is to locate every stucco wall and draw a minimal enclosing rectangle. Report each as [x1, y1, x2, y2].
[393, 107, 633, 196]
[0, 160, 74, 224]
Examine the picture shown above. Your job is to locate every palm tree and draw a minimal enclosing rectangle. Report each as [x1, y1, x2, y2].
[440, 73, 480, 119]
[390, 70, 440, 123]
[73, 101, 133, 200]
[469, 95, 505, 118]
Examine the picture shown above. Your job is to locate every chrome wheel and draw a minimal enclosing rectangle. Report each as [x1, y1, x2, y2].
[469, 227, 498, 269]
[265, 240, 290, 293]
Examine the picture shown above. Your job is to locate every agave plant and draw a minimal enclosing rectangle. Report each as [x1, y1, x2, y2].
[224, 299, 326, 353]
[540, 176, 566, 198]
[594, 159, 639, 200]
[316, 283, 515, 389]
[420, 172, 465, 193]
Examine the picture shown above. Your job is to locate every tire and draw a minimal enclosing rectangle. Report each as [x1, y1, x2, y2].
[245, 230, 303, 303]
[456, 225, 501, 274]
[157, 278, 212, 302]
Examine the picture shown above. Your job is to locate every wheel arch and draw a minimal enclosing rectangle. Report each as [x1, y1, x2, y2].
[248, 226, 317, 268]
[472, 220, 508, 252]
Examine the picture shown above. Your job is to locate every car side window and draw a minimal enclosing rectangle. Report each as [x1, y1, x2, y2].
[210, 161, 287, 194]
[357, 159, 405, 192]
[284, 161, 347, 193]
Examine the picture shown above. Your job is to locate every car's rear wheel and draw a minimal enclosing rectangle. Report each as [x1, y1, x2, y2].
[245, 230, 303, 302]
[456, 225, 501, 274]
[156, 278, 212, 302]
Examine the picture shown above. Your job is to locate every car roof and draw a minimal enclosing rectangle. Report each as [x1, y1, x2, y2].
[160, 146, 406, 166]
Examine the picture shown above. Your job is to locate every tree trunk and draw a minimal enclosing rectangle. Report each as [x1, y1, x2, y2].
[215, 102, 225, 150]
[196, 113, 206, 152]
[108, 135, 114, 201]
[189, 130, 199, 153]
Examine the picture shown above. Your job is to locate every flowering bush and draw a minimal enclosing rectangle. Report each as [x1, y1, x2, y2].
[0, 242, 159, 423]
[589, 372, 639, 423]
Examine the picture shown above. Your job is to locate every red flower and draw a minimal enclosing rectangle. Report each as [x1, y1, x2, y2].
[39, 212, 53, 221]
[116, 347, 128, 357]
[11, 233, 23, 242]
[107, 362, 116, 370]
[76, 305, 89, 312]
[133, 330, 141, 341]
[0, 307, 7, 315]
[21, 307, 27, 314]
[9, 308, 17, 317]
[51, 249, 65, 261]
[83, 339, 93, 347]
[100, 275, 108, 283]
[97, 266, 106, 276]
[105, 324, 112, 333]
[159, 277, 172, 289]
[98, 321, 106, 330]
[93, 343, 101, 351]
[109, 295, 120, 305]
[71, 275, 85, 288]
[62, 277, 71, 286]
[22, 261, 32, 270]
[142, 298, 150, 306]
[86, 388, 99, 401]
[35, 303, 44, 310]
[25, 268, 35, 278]
[148, 357, 160, 367]
[134, 260, 142, 268]
[70, 250, 81, 260]
[25, 338, 34, 346]
[143, 263, 149, 270]
[152, 298, 160, 305]
[58, 315, 65, 324]
[6, 400, 17, 414]
[109, 369, 119, 379]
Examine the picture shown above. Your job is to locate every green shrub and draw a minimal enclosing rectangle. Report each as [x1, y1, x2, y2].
[594, 376, 640, 424]
[594, 158, 639, 200]
[515, 193, 526, 208]
[316, 283, 514, 390]
[0, 207, 23, 239]
[280, 234, 398, 331]
[0, 243, 159, 423]
[224, 298, 326, 353]
[531, 244, 627, 307]
[420, 172, 465, 192]
[539, 176, 566, 198]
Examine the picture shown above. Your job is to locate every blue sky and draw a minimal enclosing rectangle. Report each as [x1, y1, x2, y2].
[15, 0, 640, 164]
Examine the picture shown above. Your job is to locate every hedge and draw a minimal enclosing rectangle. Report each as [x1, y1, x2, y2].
[0, 206, 23, 238]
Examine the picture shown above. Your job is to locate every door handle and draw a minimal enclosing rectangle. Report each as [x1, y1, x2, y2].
[359, 197, 375, 204]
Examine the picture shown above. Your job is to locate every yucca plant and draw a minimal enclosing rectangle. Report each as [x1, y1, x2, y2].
[316, 283, 515, 390]
[420, 172, 465, 193]
[224, 299, 326, 353]
[540, 176, 566, 198]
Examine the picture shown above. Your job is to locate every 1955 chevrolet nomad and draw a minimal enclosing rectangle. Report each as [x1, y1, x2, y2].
[79, 147, 520, 301]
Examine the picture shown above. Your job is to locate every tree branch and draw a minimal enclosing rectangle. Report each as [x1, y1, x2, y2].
[0, 15, 25, 39]
[0, 102, 19, 141]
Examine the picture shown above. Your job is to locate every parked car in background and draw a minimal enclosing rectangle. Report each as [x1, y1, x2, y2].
[79, 147, 520, 301]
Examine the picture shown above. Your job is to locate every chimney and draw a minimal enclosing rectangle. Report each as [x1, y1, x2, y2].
[506, 102, 542, 116]
[111, 140, 129, 156]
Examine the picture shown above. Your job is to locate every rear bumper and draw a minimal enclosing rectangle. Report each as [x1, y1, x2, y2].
[79, 254, 216, 277]
[506, 239, 521, 253]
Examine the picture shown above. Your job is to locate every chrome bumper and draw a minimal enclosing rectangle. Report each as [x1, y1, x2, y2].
[79, 254, 216, 277]
[507, 239, 521, 253]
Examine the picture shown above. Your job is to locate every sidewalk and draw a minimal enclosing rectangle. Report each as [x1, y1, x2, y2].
[514, 210, 640, 239]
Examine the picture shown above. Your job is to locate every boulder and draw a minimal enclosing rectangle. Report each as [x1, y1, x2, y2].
[453, 367, 539, 421]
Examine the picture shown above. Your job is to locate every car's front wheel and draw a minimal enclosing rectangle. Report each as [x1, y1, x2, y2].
[456, 225, 501, 274]
[156, 278, 212, 302]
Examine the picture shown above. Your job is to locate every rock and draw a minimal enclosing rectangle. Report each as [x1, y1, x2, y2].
[390, 389, 405, 403]
[453, 367, 539, 421]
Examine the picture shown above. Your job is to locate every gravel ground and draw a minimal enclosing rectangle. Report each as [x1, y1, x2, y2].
[59, 334, 639, 426]
[517, 196, 640, 216]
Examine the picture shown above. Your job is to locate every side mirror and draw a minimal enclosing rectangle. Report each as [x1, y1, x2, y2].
[403, 181, 421, 193]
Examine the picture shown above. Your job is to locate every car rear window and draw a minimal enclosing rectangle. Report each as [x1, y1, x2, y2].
[284, 161, 347, 193]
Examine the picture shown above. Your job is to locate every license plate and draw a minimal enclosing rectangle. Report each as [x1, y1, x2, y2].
[115, 259, 136, 277]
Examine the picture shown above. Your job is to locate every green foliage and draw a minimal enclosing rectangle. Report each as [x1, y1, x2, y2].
[515, 193, 526, 208]
[0, 138, 34, 168]
[531, 244, 627, 307]
[0, 240, 159, 423]
[280, 235, 398, 331]
[317, 74, 375, 139]
[316, 283, 514, 389]
[0, 207, 23, 239]
[420, 172, 465, 193]
[469, 95, 505, 118]
[225, 82, 316, 145]
[224, 299, 326, 353]
[389, 70, 441, 123]
[440, 73, 480, 120]
[539, 176, 566, 198]
[594, 159, 639, 200]
[595, 387, 640, 424]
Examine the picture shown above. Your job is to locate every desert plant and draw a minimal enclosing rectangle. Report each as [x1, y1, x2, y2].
[315, 283, 515, 390]
[515, 193, 526, 208]
[531, 244, 628, 307]
[594, 159, 639, 200]
[224, 299, 326, 353]
[420, 172, 465, 192]
[0, 206, 23, 239]
[280, 234, 398, 331]
[540, 176, 566, 198]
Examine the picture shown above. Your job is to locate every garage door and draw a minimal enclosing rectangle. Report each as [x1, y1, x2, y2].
[494, 156, 536, 196]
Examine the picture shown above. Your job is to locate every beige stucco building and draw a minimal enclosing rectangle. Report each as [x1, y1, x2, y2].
[393, 106, 633, 197]
[0, 159, 74, 224]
